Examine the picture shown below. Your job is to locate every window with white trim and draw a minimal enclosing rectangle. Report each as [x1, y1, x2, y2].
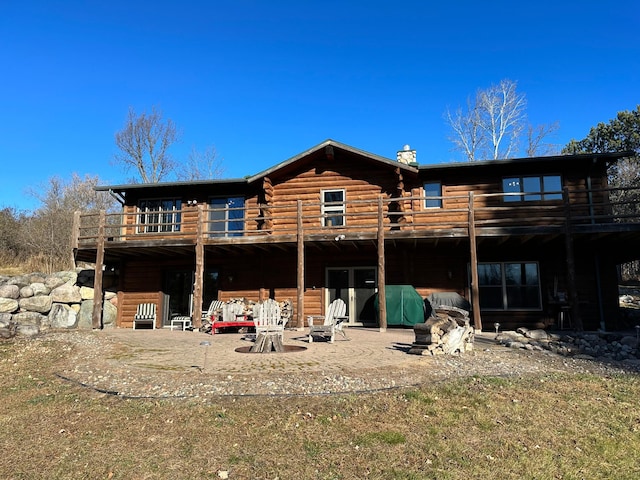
[423, 181, 442, 208]
[209, 196, 245, 237]
[502, 175, 562, 202]
[137, 199, 181, 233]
[321, 189, 345, 227]
[477, 262, 541, 310]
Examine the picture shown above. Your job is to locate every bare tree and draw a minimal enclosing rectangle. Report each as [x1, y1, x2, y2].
[479, 79, 527, 159]
[114, 106, 180, 183]
[446, 79, 553, 161]
[445, 97, 485, 162]
[176, 145, 225, 181]
[526, 121, 560, 157]
[22, 174, 118, 272]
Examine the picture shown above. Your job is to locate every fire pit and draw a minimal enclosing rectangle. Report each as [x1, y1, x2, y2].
[235, 332, 307, 354]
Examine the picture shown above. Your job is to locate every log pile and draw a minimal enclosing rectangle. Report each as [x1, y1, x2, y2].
[408, 305, 474, 355]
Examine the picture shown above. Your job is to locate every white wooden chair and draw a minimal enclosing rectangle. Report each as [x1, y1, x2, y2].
[222, 302, 245, 322]
[133, 303, 157, 330]
[202, 300, 225, 322]
[253, 299, 287, 338]
[307, 298, 349, 343]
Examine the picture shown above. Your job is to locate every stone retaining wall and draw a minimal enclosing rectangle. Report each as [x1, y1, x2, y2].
[0, 270, 117, 338]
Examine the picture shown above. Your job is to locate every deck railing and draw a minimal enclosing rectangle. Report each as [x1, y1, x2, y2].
[74, 186, 640, 247]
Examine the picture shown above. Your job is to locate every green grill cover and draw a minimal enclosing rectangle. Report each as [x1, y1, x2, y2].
[374, 285, 425, 326]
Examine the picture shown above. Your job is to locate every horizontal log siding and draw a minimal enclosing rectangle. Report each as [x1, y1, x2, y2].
[271, 157, 406, 233]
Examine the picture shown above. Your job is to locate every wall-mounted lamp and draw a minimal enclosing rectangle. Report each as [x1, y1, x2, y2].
[227, 275, 233, 283]
[187, 199, 198, 206]
[334, 234, 346, 241]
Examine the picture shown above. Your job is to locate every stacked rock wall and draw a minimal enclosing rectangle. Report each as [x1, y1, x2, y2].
[0, 270, 117, 338]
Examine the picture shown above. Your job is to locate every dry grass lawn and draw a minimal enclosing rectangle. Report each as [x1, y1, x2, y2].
[1, 337, 640, 479]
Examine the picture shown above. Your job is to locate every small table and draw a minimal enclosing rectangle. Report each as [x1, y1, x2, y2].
[170, 316, 192, 331]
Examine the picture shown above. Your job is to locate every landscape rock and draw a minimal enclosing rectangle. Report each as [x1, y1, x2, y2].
[51, 284, 82, 304]
[19, 286, 34, 298]
[31, 282, 50, 296]
[8, 275, 30, 288]
[19, 295, 53, 314]
[54, 271, 78, 285]
[16, 324, 40, 337]
[0, 297, 19, 313]
[44, 275, 66, 290]
[80, 286, 94, 300]
[13, 311, 45, 326]
[0, 284, 20, 299]
[49, 303, 78, 329]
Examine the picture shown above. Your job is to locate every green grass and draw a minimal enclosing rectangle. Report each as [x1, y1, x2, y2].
[1, 338, 640, 479]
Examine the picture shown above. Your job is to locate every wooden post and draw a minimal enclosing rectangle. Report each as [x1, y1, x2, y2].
[71, 210, 80, 268]
[91, 210, 105, 330]
[193, 204, 205, 329]
[563, 187, 583, 331]
[377, 197, 387, 332]
[468, 193, 482, 332]
[296, 200, 305, 329]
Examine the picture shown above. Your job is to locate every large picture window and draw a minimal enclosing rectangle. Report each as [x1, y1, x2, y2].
[209, 197, 245, 237]
[321, 189, 345, 227]
[138, 199, 181, 233]
[503, 175, 562, 202]
[477, 262, 541, 310]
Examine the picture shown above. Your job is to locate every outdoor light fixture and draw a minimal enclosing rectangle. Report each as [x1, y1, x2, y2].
[494, 322, 500, 334]
[334, 234, 346, 241]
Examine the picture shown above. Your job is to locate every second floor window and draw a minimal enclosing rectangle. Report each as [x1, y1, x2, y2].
[322, 189, 345, 227]
[503, 175, 562, 202]
[209, 197, 245, 237]
[423, 182, 442, 208]
[138, 199, 181, 233]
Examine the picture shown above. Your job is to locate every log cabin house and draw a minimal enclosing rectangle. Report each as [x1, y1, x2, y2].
[73, 139, 640, 332]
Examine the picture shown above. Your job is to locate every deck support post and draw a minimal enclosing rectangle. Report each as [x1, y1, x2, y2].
[563, 187, 583, 331]
[193, 204, 205, 329]
[468, 193, 482, 332]
[377, 197, 387, 332]
[71, 210, 80, 268]
[91, 210, 105, 330]
[296, 200, 305, 329]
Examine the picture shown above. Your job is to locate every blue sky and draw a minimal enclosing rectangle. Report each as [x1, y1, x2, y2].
[1, 0, 638, 211]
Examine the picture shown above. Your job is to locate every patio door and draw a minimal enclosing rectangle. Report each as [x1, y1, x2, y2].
[326, 267, 377, 325]
[162, 269, 220, 327]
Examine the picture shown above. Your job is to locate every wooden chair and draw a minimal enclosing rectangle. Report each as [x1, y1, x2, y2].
[133, 303, 157, 329]
[253, 299, 287, 338]
[307, 298, 349, 343]
[203, 300, 225, 322]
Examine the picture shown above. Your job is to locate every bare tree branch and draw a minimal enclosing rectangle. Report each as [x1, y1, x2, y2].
[114, 106, 180, 183]
[176, 145, 225, 181]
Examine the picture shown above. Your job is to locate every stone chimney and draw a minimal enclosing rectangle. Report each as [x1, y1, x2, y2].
[397, 144, 417, 165]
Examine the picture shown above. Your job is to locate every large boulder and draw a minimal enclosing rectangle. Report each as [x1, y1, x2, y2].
[13, 311, 45, 336]
[53, 271, 78, 285]
[44, 275, 66, 290]
[19, 296, 53, 314]
[7, 275, 30, 288]
[48, 303, 78, 329]
[0, 297, 19, 313]
[80, 286, 94, 300]
[0, 313, 15, 339]
[78, 299, 117, 329]
[31, 283, 50, 296]
[0, 284, 20, 299]
[50, 284, 82, 304]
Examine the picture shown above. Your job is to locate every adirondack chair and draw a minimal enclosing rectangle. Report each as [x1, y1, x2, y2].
[203, 300, 225, 322]
[133, 303, 157, 329]
[253, 299, 287, 338]
[307, 298, 349, 343]
[222, 302, 246, 322]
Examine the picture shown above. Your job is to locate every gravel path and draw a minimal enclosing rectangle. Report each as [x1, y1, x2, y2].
[40, 328, 639, 401]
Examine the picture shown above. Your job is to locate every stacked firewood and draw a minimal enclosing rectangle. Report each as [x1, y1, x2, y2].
[409, 305, 474, 355]
[279, 299, 293, 323]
